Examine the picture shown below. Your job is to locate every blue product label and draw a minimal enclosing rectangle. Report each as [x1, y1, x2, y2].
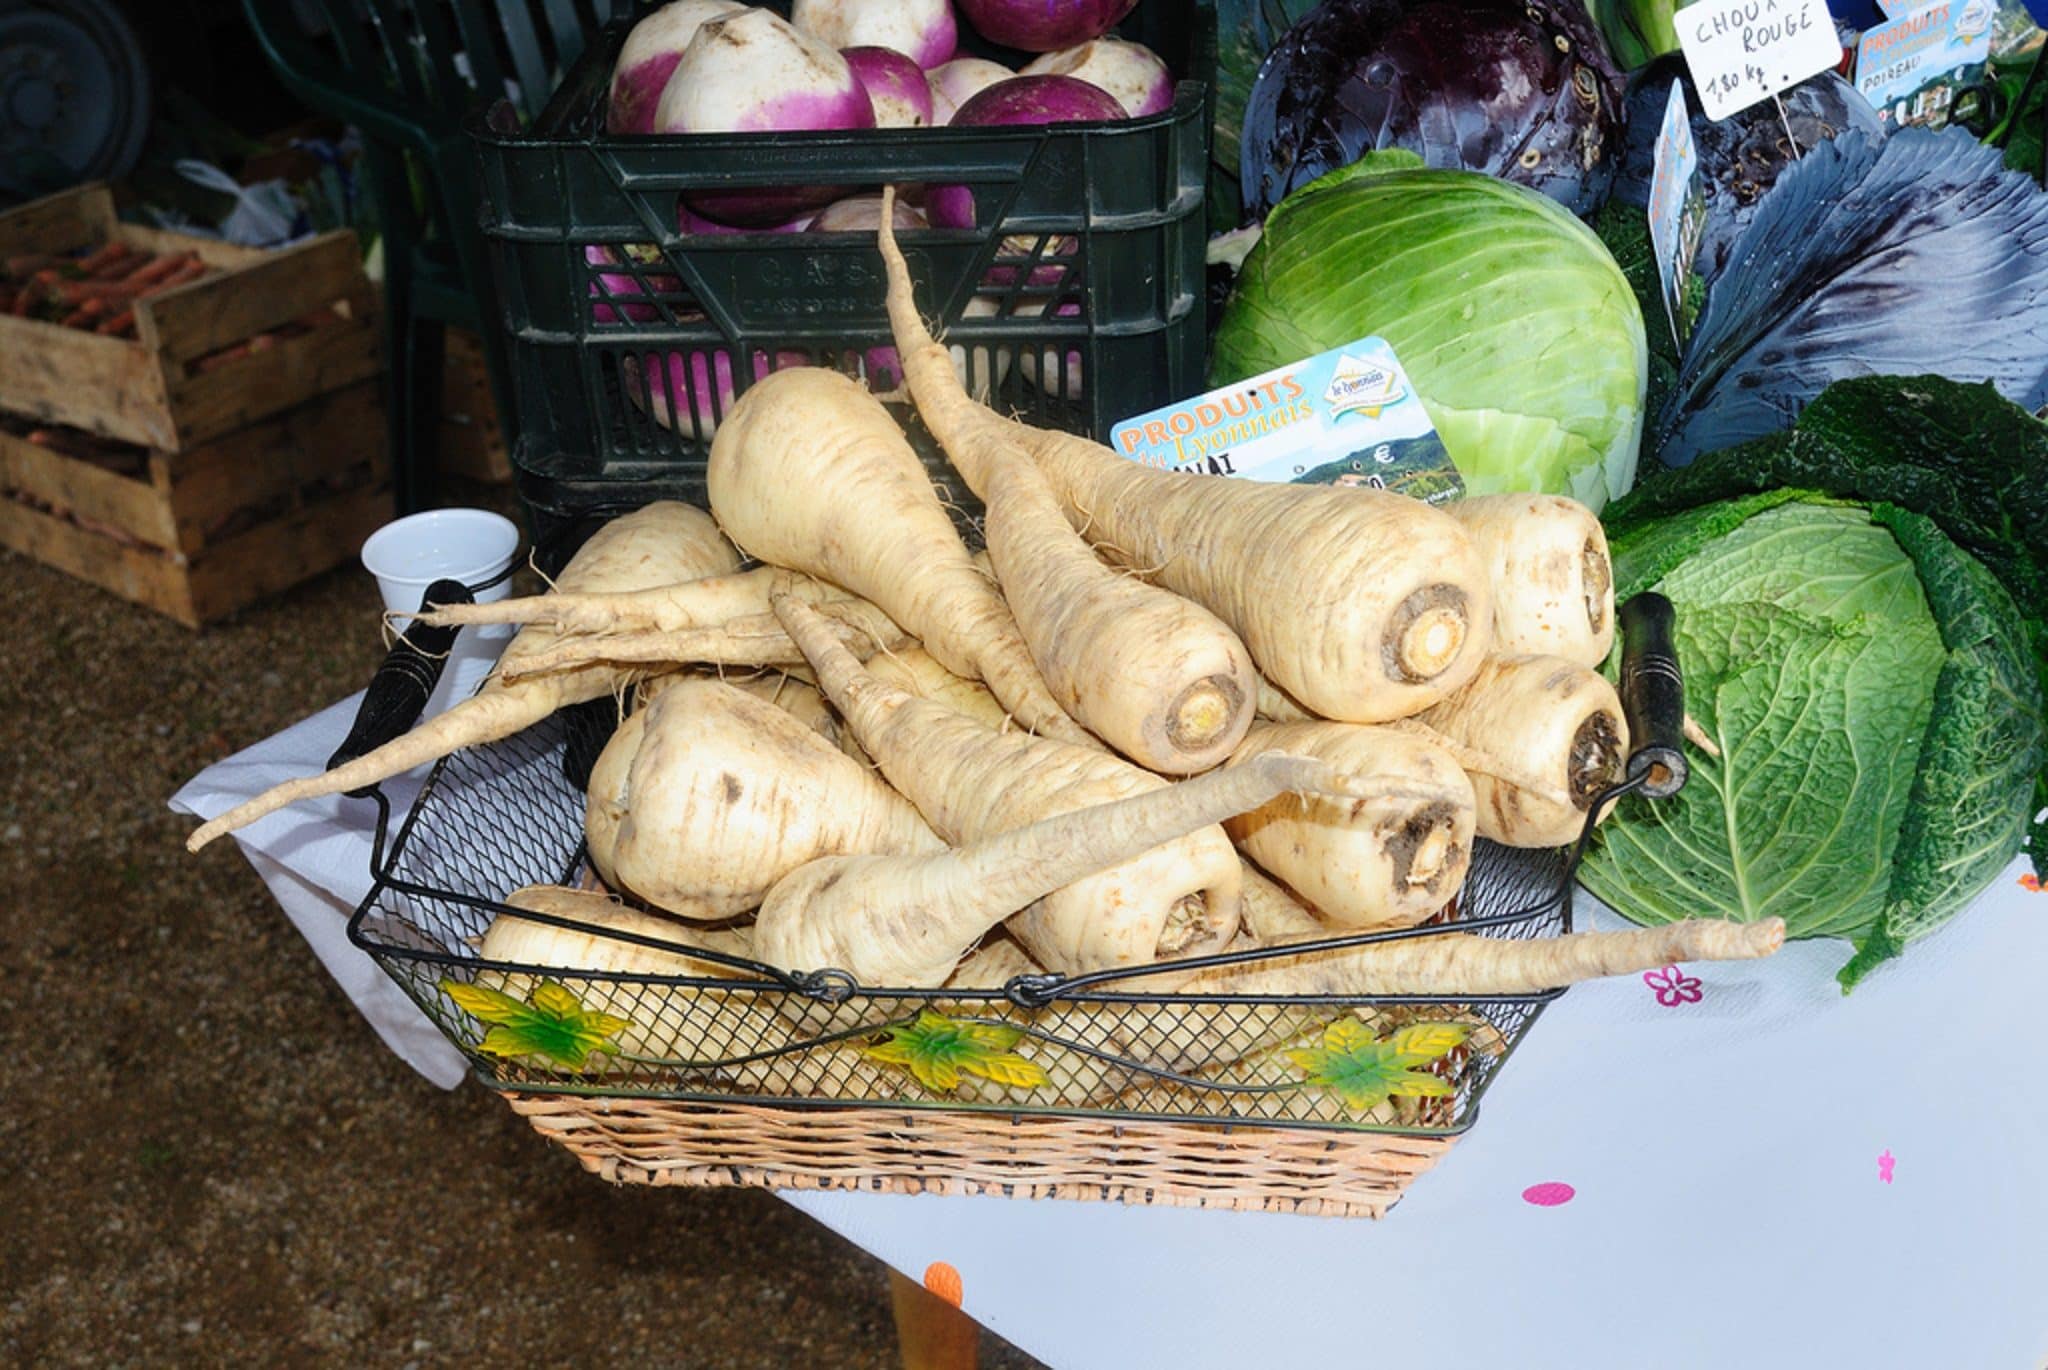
[1856, 0, 1996, 128]
[1111, 337, 1464, 505]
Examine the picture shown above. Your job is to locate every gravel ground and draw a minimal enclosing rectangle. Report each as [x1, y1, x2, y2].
[0, 509, 1048, 1369]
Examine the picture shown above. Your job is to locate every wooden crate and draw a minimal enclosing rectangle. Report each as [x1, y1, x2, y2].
[0, 183, 379, 451]
[442, 327, 512, 484]
[0, 380, 391, 627]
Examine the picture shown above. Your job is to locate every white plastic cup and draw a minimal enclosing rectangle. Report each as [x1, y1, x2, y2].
[360, 509, 522, 716]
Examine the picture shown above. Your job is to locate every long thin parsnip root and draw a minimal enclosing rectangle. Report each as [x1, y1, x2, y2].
[876, 194, 1259, 773]
[185, 503, 739, 852]
[1178, 917, 1786, 998]
[750, 751, 1384, 987]
[708, 366, 1091, 745]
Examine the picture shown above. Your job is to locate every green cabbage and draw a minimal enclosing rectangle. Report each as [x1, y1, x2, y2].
[1583, 380, 2047, 990]
[1210, 151, 1648, 511]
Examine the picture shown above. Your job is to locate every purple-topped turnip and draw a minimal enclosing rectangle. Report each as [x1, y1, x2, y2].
[956, 0, 1137, 52]
[653, 8, 876, 225]
[842, 46, 935, 127]
[927, 75, 1126, 228]
[623, 343, 808, 439]
[677, 205, 811, 235]
[792, 0, 958, 68]
[606, 0, 748, 134]
[1021, 36, 1171, 117]
[806, 194, 930, 233]
[586, 244, 682, 323]
[929, 56, 1013, 122]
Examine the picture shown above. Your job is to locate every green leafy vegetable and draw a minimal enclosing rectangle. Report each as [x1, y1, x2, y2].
[1212, 153, 1647, 510]
[1592, 377, 2048, 990]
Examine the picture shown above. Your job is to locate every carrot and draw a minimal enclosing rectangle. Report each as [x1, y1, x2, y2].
[73, 242, 131, 276]
[95, 309, 134, 336]
[708, 366, 1091, 746]
[1224, 719, 1476, 929]
[1409, 654, 1628, 847]
[57, 299, 106, 329]
[1445, 494, 1614, 666]
[121, 252, 195, 290]
[9, 289, 34, 318]
[4, 253, 55, 278]
[583, 677, 941, 920]
[775, 590, 1248, 979]
[873, 193, 1260, 773]
[184, 503, 742, 852]
[138, 258, 207, 298]
[750, 750, 1377, 987]
[85, 244, 139, 280]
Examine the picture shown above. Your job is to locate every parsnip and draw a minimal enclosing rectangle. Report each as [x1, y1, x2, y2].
[1445, 493, 1614, 666]
[751, 751, 1382, 987]
[876, 195, 1260, 773]
[1225, 720, 1475, 929]
[709, 366, 1092, 745]
[414, 565, 913, 678]
[860, 645, 1012, 731]
[186, 503, 739, 852]
[776, 590, 1246, 980]
[586, 678, 941, 919]
[1413, 654, 1628, 847]
[984, 403, 1495, 723]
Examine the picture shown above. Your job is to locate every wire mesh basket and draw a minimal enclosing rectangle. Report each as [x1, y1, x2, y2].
[339, 583, 1684, 1216]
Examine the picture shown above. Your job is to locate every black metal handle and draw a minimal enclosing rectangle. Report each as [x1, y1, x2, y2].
[326, 578, 473, 789]
[1617, 591, 1687, 800]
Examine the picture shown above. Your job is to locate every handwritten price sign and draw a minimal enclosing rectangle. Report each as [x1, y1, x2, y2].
[1678, 0, 1844, 120]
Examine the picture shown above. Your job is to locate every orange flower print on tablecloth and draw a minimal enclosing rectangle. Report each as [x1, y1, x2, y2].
[2020, 872, 2042, 893]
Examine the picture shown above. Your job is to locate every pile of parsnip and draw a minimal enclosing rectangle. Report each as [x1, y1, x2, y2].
[184, 195, 1779, 1091]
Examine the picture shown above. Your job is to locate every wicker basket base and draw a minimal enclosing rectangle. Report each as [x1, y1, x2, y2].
[501, 1093, 1457, 1219]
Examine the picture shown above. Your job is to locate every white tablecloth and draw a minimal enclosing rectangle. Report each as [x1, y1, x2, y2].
[171, 683, 2048, 1370]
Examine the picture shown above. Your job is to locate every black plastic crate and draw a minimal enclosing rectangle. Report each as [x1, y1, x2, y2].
[469, 1, 1216, 539]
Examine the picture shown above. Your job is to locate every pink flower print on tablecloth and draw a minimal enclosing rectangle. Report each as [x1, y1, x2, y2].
[1643, 964, 1703, 1007]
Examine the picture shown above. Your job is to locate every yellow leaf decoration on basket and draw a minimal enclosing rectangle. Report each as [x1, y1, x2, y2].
[441, 978, 633, 1071]
[861, 1009, 1051, 1095]
[1285, 1018, 1473, 1115]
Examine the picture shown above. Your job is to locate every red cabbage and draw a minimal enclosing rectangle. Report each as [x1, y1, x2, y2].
[1238, 0, 1625, 220]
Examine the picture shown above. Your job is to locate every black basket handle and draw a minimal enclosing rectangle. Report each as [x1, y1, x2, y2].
[326, 578, 473, 791]
[1616, 591, 1687, 800]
